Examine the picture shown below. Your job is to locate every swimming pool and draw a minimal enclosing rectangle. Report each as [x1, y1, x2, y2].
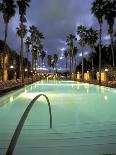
[0, 80, 116, 155]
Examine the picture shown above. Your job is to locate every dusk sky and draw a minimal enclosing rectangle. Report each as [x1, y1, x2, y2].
[0, 0, 115, 71]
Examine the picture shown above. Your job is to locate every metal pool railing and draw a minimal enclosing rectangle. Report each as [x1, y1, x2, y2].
[6, 94, 52, 155]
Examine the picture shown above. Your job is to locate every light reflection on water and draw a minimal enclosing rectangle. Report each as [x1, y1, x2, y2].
[104, 95, 108, 101]
[10, 96, 14, 103]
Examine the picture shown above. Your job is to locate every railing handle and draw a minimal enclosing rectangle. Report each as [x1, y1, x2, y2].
[6, 94, 52, 155]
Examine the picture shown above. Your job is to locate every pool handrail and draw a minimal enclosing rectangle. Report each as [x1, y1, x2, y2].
[6, 94, 52, 155]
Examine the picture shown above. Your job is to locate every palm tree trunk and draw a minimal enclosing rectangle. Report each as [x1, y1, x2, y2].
[82, 47, 84, 81]
[39, 57, 41, 71]
[4, 23, 8, 49]
[42, 59, 43, 68]
[92, 55, 94, 80]
[73, 56, 76, 80]
[72, 49, 74, 73]
[65, 56, 67, 78]
[49, 67, 50, 73]
[99, 22, 102, 85]
[91, 46, 95, 80]
[70, 55, 71, 79]
[37, 52, 39, 74]
[72, 55, 74, 79]
[0, 55, 2, 80]
[42, 59, 43, 73]
[110, 32, 115, 67]
[74, 56, 77, 71]
[27, 52, 29, 80]
[32, 53, 34, 82]
[3, 22, 8, 81]
[55, 67, 57, 73]
[66, 57, 67, 72]
[35, 59, 36, 73]
[20, 37, 24, 83]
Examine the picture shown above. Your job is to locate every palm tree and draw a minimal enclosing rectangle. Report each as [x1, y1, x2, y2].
[0, 40, 4, 80]
[37, 44, 43, 72]
[53, 54, 58, 73]
[17, 24, 27, 82]
[29, 25, 38, 75]
[64, 50, 68, 73]
[37, 32, 45, 68]
[25, 36, 31, 79]
[0, 0, 16, 80]
[17, 0, 31, 83]
[36, 30, 44, 40]
[17, 0, 30, 22]
[86, 27, 98, 79]
[73, 46, 78, 80]
[68, 49, 72, 77]
[29, 25, 44, 75]
[40, 50, 46, 68]
[77, 25, 87, 81]
[33, 46, 38, 73]
[66, 34, 77, 77]
[91, 0, 106, 85]
[104, 0, 116, 67]
[47, 55, 52, 73]
[73, 46, 78, 72]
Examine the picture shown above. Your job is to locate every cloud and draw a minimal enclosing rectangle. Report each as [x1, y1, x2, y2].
[0, 0, 116, 69]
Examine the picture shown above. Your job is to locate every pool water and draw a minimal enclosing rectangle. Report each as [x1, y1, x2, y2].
[0, 80, 116, 155]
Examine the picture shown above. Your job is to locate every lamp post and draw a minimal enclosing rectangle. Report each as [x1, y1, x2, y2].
[10, 65, 16, 80]
[105, 68, 108, 84]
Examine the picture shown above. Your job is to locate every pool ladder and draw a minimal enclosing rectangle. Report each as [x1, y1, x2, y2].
[6, 94, 52, 155]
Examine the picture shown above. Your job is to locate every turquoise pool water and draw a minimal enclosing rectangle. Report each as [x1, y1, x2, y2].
[0, 80, 116, 155]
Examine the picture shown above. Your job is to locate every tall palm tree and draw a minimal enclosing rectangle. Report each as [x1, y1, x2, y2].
[36, 30, 44, 40]
[104, 0, 116, 67]
[68, 49, 72, 77]
[17, 0, 30, 21]
[66, 34, 77, 77]
[40, 50, 46, 68]
[64, 50, 68, 73]
[73, 46, 78, 80]
[86, 27, 98, 79]
[77, 25, 87, 81]
[73, 46, 78, 72]
[47, 55, 52, 73]
[32, 45, 38, 73]
[17, 0, 31, 83]
[0, 0, 16, 81]
[53, 54, 58, 73]
[37, 31, 44, 69]
[0, 40, 4, 80]
[29, 25, 44, 74]
[37, 44, 43, 73]
[91, 0, 106, 85]
[29, 25, 38, 75]
[17, 24, 27, 82]
[25, 36, 31, 79]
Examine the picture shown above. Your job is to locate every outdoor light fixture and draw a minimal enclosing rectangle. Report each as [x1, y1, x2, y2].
[105, 68, 108, 72]
[25, 68, 28, 72]
[10, 65, 14, 69]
